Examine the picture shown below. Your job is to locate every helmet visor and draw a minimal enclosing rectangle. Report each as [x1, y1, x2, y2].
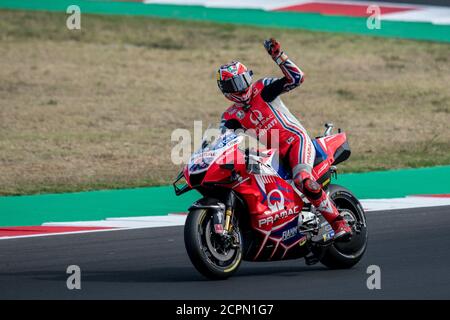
[218, 71, 253, 94]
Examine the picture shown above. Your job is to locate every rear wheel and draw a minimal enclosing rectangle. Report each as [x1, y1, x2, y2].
[184, 208, 243, 280]
[318, 184, 368, 269]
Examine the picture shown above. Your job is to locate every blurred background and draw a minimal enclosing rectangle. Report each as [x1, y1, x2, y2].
[0, 0, 449, 195]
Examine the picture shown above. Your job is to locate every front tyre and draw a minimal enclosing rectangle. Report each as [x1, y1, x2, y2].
[319, 184, 368, 269]
[184, 208, 243, 280]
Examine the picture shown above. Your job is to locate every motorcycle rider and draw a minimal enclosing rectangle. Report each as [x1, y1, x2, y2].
[217, 38, 352, 241]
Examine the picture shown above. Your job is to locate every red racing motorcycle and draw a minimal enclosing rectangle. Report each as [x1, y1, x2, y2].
[173, 124, 367, 279]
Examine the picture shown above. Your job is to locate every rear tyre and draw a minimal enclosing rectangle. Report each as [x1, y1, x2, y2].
[318, 184, 368, 269]
[184, 208, 243, 280]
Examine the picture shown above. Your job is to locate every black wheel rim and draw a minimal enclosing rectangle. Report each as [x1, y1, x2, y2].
[197, 211, 242, 269]
[333, 197, 368, 258]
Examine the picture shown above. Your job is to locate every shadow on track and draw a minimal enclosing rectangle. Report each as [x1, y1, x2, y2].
[0, 264, 327, 283]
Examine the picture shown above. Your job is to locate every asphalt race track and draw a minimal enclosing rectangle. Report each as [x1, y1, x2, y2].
[0, 206, 449, 300]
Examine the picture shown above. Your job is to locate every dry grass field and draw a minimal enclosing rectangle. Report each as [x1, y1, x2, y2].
[0, 9, 449, 195]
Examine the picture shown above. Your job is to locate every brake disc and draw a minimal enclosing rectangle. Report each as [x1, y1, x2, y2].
[204, 220, 236, 262]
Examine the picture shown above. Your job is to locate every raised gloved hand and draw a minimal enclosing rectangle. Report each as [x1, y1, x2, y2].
[263, 38, 287, 63]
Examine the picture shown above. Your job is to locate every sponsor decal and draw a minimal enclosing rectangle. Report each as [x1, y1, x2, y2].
[248, 111, 276, 131]
[263, 118, 277, 131]
[318, 198, 334, 214]
[305, 143, 313, 163]
[299, 236, 307, 246]
[227, 106, 238, 115]
[282, 226, 298, 241]
[215, 133, 240, 149]
[237, 110, 245, 119]
[316, 161, 328, 175]
[249, 110, 264, 126]
[227, 65, 238, 74]
[267, 189, 285, 213]
[216, 146, 237, 164]
[323, 231, 334, 242]
[214, 224, 224, 234]
[258, 205, 300, 227]
[189, 162, 209, 172]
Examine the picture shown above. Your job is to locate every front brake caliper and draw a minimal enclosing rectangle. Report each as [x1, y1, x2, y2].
[212, 203, 226, 235]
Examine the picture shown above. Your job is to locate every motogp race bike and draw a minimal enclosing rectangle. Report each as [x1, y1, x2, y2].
[173, 123, 368, 280]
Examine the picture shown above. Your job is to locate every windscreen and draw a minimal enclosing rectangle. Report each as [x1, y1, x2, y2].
[188, 130, 241, 174]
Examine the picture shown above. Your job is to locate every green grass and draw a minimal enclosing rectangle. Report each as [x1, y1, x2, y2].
[0, 9, 449, 195]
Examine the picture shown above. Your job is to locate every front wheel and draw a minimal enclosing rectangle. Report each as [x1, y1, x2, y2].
[184, 208, 243, 280]
[318, 184, 368, 269]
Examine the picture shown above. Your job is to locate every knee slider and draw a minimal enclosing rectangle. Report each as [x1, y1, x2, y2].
[293, 168, 311, 186]
[302, 178, 322, 200]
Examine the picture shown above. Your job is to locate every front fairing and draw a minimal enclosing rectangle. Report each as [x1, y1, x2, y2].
[185, 131, 244, 187]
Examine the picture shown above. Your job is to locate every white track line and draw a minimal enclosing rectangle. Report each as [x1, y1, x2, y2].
[144, 0, 309, 10]
[39, 196, 450, 228]
[144, 0, 450, 25]
[0, 227, 143, 241]
[42, 214, 187, 229]
[145, 0, 450, 11]
[381, 7, 450, 25]
[2, 196, 450, 240]
[362, 196, 450, 211]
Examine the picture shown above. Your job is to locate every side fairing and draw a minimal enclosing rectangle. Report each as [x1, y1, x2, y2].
[234, 174, 306, 260]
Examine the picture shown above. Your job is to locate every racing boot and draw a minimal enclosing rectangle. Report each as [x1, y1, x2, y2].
[330, 216, 353, 241]
[297, 176, 352, 241]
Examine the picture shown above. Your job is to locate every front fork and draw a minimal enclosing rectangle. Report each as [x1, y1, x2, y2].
[198, 191, 235, 235]
[210, 192, 239, 249]
[222, 191, 236, 234]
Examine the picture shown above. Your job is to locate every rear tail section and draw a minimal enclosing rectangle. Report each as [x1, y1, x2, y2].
[312, 131, 351, 183]
[326, 133, 351, 165]
[315, 132, 350, 165]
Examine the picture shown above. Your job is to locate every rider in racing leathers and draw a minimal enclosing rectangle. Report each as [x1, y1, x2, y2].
[217, 38, 352, 241]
